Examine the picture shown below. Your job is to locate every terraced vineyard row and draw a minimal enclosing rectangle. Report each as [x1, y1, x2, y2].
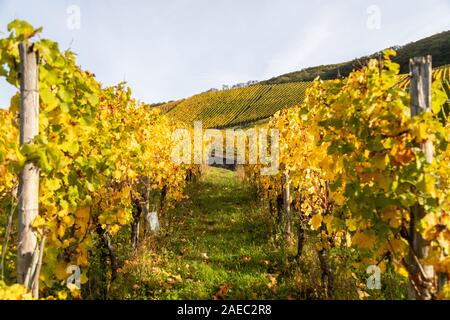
[398, 64, 450, 89]
[230, 82, 312, 126]
[435, 64, 450, 80]
[160, 66, 450, 129]
[161, 82, 313, 128]
[435, 65, 450, 105]
[157, 99, 184, 113]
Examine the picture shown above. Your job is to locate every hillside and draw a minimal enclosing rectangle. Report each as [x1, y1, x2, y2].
[159, 31, 450, 129]
[159, 66, 450, 128]
[262, 30, 450, 85]
[163, 82, 311, 128]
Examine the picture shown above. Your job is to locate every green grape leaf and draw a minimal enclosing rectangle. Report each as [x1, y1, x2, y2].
[7, 19, 42, 41]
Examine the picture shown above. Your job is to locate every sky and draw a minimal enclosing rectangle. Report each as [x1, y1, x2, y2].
[1, 0, 450, 108]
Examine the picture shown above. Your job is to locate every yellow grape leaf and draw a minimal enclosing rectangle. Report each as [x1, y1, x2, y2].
[373, 172, 391, 192]
[389, 238, 407, 256]
[424, 174, 436, 198]
[417, 173, 436, 198]
[75, 207, 90, 219]
[379, 261, 387, 273]
[0, 282, 33, 300]
[357, 289, 370, 300]
[32, 215, 46, 229]
[412, 123, 429, 142]
[346, 219, 358, 232]
[352, 231, 375, 250]
[113, 169, 122, 180]
[67, 283, 81, 298]
[331, 190, 346, 206]
[80, 273, 88, 285]
[422, 212, 440, 241]
[394, 264, 409, 278]
[390, 143, 414, 165]
[383, 48, 397, 59]
[116, 208, 129, 225]
[56, 290, 68, 300]
[75, 246, 88, 266]
[45, 178, 61, 192]
[57, 224, 65, 238]
[74, 207, 90, 237]
[127, 168, 138, 180]
[371, 154, 389, 170]
[109, 224, 121, 235]
[323, 215, 335, 233]
[380, 206, 402, 228]
[310, 213, 323, 230]
[62, 215, 74, 227]
[55, 263, 68, 281]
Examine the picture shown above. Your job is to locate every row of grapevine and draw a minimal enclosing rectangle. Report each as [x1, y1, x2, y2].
[161, 82, 313, 128]
[0, 21, 199, 298]
[245, 52, 450, 299]
[397, 64, 450, 89]
[229, 82, 312, 126]
[434, 64, 450, 80]
[157, 99, 185, 114]
[161, 65, 450, 130]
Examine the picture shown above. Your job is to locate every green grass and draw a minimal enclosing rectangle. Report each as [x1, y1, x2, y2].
[153, 167, 282, 299]
[109, 167, 303, 299]
[108, 167, 407, 300]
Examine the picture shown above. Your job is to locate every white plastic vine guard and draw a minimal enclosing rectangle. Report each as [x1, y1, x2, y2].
[146, 211, 160, 232]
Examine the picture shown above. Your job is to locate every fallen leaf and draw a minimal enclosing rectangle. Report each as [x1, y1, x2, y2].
[267, 273, 278, 289]
[201, 252, 210, 260]
[214, 283, 232, 300]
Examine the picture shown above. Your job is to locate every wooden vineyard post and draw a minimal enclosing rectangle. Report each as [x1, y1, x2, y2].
[283, 170, 291, 243]
[17, 42, 40, 298]
[408, 56, 434, 300]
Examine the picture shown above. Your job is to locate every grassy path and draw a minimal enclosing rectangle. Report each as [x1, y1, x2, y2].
[155, 167, 290, 299]
[113, 166, 407, 300]
[102, 167, 406, 300]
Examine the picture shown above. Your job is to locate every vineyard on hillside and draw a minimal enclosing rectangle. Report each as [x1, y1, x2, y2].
[160, 82, 312, 128]
[160, 66, 450, 129]
[2, 19, 450, 302]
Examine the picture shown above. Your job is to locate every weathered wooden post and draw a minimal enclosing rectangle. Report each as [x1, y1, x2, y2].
[408, 56, 434, 300]
[283, 170, 291, 243]
[17, 42, 40, 297]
